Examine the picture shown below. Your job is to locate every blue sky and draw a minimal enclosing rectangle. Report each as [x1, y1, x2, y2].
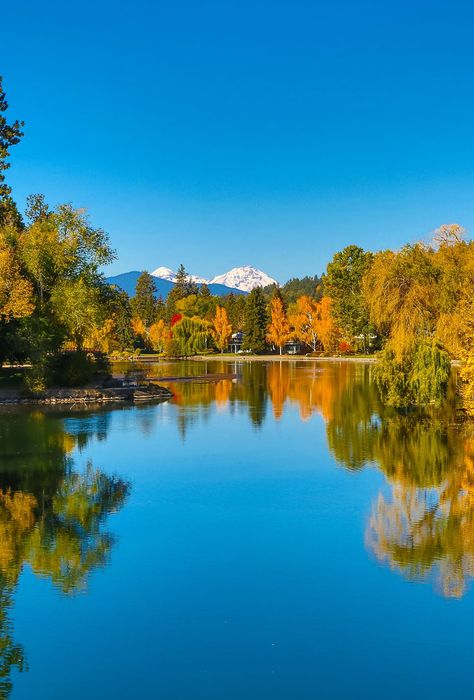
[4, 0, 474, 282]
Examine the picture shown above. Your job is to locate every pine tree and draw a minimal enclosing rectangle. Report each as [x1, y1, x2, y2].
[131, 272, 157, 328]
[242, 287, 268, 353]
[0, 76, 24, 202]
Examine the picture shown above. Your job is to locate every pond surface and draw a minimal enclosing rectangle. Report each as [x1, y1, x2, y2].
[1, 360, 473, 699]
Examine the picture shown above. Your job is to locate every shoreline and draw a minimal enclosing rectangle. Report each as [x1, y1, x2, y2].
[184, 354, 376, 363]
[0, 383, 173, 407]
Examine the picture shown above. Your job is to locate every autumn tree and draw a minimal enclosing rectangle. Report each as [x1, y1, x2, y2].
[266, 290, 292, 354]
[211, 306, 232, 353]
[289, 296, 320, 351]
[313, 297, 340, 353]
[149, 318, 168, 352]
[0, 232, 34, 321]
[363, 243, 450, 407]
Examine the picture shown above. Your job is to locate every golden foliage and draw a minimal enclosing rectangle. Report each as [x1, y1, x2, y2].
[0, 235, 34, 320]
[266, 296, 292, 354]
[211, 306, 232, 353]
[288, 296, 320, 351]
[149, 319, 168, 352]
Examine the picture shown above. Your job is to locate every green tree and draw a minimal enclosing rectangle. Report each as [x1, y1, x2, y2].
[131, 272, 157, 328]
[324, 245, 374, 350]
[0, 77, 24, 226]
[242, 287, 268, 353]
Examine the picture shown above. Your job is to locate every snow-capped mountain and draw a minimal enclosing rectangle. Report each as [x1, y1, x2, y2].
[150, 264, 277, 291]
[151, 266, 207, 284]
[151, 266, 176, 282]
[210, 265, 278, 292]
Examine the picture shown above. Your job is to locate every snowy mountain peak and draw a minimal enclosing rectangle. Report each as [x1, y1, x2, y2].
[210, 265, 278, 292]
[151, 266, 207, 284]
[151, 266, 176, 282]
[150, 264, 277, 292]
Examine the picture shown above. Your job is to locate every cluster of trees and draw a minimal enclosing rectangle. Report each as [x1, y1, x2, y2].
[2, 75, 474, 410]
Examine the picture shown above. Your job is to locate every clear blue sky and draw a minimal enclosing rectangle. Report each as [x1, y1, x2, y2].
[4, 0, 474, 282]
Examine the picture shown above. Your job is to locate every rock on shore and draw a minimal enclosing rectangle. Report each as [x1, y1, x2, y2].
[0, 383, 173, 406]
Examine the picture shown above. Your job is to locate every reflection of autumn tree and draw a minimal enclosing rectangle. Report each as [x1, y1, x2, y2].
[266, 363, 291, 420]
[0, 410, 129, 696]
[367, 429, 474, 598]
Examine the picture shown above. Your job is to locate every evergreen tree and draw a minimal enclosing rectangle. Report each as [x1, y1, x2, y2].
[0, 76, 24, 213]
[131, 271, 157, 328]
[242, 287, 268, 353]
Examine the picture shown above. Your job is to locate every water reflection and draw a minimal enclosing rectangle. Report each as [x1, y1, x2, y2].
[1, 359, 474, 695]
[147, 359, 473, 597]
[0, 411, 130, 696]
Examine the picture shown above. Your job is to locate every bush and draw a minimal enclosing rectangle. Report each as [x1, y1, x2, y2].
[24, 351, 111, 392]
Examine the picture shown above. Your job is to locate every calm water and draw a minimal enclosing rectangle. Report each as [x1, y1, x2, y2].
[1, 360, 473, 699]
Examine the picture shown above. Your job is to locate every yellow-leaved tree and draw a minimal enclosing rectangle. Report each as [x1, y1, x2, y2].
[289, 296, 320, 351]
[267, 293, 292, 354]
[211, 306, 232, 353]
[0, 232, 34, 320]
[149, 319, 168, 352]
[313, 297, 339, 353]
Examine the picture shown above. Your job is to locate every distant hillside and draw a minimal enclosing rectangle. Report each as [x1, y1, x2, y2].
[107, 271, 247, 298]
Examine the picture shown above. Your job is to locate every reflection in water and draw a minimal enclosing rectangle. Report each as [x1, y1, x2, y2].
[0, 411, 130, 697]
[152, 360, 474, 597]
[1, 360, 473, 694]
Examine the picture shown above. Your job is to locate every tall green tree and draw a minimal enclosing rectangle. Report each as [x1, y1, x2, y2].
[324, 245, 373, 350]
[0, 77, 24, 227]
[242, 287, 268, 353]
[131, 272, 157, 328]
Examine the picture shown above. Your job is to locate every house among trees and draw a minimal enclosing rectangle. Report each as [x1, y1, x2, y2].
[228, 331, 244, 353]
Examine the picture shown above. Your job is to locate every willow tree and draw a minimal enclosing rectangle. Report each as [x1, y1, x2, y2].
[363, 244, 451, 407]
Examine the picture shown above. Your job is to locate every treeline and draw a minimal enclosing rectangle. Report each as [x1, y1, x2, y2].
[1, 76, 474, 410]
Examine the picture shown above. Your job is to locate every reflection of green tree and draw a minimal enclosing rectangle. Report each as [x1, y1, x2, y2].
[0, 581, 26, 699]
[326, 366, 381, 470]
[239, 363, 267, 428]
[26, 464, 129, 594]
[0, 409, 130, 696]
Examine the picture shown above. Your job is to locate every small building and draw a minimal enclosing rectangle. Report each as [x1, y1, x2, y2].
[283, 340, 304, 355]
[228, 331, 244, 353]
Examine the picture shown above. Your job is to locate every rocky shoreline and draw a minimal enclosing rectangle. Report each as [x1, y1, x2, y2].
[0, 383, 173, 406]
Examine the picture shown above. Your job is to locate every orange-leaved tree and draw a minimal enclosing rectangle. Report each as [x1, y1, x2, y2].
[211, 306, 232, 353]
[314, 297, 340, 353]
[289, 296, 320, 351]
[267, 294, 292, 354]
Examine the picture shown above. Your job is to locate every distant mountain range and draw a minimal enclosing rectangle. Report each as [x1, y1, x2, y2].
[107, 265, 278, 298]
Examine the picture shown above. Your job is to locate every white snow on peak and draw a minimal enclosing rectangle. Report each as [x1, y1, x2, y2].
[209, 265, 278, 292]
[151, 266, 207, 284]
[151, 264, 277, 291]
[151, 266, 176, 282]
